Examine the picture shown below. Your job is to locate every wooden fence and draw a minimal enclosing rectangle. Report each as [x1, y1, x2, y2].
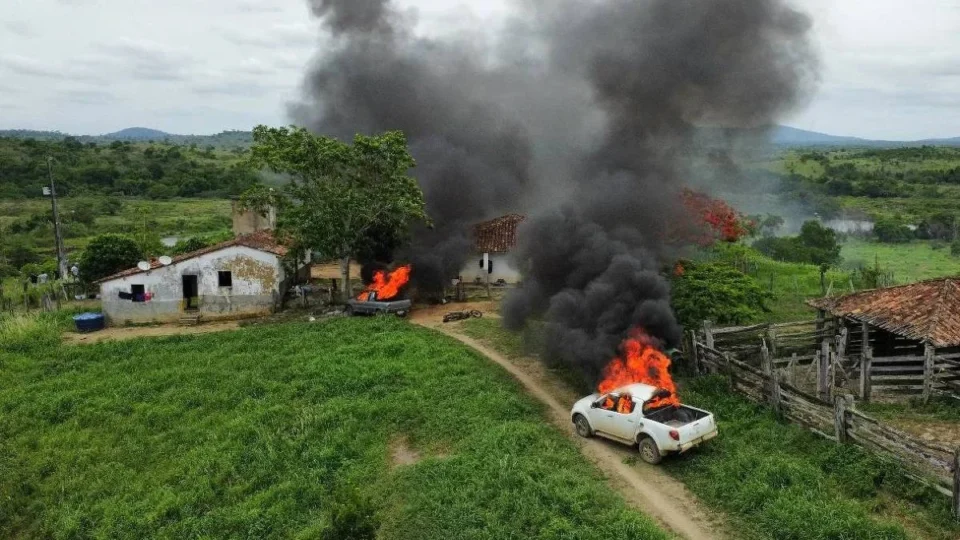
[690, 337, 960, 519]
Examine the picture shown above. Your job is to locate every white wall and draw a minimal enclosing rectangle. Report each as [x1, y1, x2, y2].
[100, 246, 285, 325]
[459, 252, 522, 284]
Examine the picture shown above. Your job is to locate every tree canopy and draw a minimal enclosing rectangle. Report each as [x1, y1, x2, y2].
[78, 234, 144, 283]
[671, 261, 770, 329]
[241, 126, 428, 294]
[752, 220, 841, 267]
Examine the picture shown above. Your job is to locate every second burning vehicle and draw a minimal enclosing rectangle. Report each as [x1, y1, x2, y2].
[570, 383, 718, 464]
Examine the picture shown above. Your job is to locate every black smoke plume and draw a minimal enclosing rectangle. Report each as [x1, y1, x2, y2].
[293, 0, 817, 385]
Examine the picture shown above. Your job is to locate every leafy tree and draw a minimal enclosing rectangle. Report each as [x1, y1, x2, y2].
[100, 197, 124, 216]
[172, 237, 210, 255]
[78, 234, 143, 283]
[797, 221, 841, 266]
[242, 126, 428, 297]
[671, 262, 770, 329]
[3, 239, 41, 270]
[873, 216, 914, 244]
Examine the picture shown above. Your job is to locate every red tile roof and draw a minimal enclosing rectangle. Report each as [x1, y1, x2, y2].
[473, 214, 525, 253]
[97, 230, 288, 283]
[808, 278, 960, 347]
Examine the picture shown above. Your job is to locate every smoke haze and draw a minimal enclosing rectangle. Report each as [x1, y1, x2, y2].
[293, 0, 817, 386]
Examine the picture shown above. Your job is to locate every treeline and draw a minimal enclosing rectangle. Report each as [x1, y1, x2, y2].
[0, 137, 258, 199]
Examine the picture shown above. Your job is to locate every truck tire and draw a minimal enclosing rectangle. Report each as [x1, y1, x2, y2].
[345, 305, 354, 316]
[638, 436, 662, 465]
[573, 414, 593, 438]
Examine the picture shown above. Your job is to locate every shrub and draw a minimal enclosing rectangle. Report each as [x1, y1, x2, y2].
[671, 262, 770, 329]
[78, 234, 144, 283]
[0, 312, 60, 355]
[752, 220, 840, 266]
[874, 216, 914, 244]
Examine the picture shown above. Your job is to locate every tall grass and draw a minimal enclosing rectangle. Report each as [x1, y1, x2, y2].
[0, 318, 669, 539]
[0, 311, 61, 355]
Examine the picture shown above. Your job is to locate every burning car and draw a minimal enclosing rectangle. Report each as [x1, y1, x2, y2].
[569, 330, 717, 464]
[570, 383, 717, 464]
[346, 265, 413, 317]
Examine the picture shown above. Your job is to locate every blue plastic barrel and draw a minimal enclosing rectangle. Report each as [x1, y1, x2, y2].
[73, 312, 105, 333]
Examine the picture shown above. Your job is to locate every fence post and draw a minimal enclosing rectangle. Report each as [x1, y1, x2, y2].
[703, 320, 715, 350]
[689, 330, 701, 376]
[860, 347, 873, 402]
[924, 343, 935, 404]
[953, 448, 960, 521]
[818, 340, 831, 402]
[767, 327, 778, 357]
[761, 340, 772, 376]
[834, 395, 849, 443]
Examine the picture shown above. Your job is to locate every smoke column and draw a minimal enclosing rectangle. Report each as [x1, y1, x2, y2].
[293, 0, 817, 386]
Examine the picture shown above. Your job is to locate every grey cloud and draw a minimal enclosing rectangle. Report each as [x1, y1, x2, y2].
[92, 39, 193, 82]
[220, 23, 318, 49]
[191, 80, 286, 97]
[4, 21, 36, 38]
[60, 89, 115, 105]
[0, 54, 61, 78]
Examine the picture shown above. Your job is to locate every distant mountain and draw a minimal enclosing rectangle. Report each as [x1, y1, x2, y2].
[772, 126, 960, 148]
[2, 125, 958, 149]
[102, 127, 172, 140]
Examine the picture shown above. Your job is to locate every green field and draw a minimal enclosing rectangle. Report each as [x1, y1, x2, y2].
[841, 239, 960, 282]
[460, 318, 960, 540]
[0, 316, 669, 539]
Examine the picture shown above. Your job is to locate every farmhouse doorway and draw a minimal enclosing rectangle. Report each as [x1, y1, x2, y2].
[182, 275, 199, 311]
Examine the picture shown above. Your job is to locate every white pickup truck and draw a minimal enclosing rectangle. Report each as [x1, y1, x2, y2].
[570, 383, 718, 464]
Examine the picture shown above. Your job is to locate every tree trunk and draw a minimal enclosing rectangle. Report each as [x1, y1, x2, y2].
[340, 256, 352, 302]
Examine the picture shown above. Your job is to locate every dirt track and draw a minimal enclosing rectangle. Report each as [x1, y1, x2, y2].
[412, 309, 726, 540]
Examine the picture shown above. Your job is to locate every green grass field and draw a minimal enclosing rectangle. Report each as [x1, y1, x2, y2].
[460, 318, 960, 540]
[0, 316, 669, 539]
[841, 239, 960, 282]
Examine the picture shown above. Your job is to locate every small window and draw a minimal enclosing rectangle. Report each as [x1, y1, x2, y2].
[131, 284, 145, 296]
[218, 271, 233, 288]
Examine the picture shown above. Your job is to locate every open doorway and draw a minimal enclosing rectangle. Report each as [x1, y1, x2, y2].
[182, 275, 199, 311]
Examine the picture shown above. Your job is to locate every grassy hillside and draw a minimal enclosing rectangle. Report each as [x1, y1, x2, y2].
[0, 317, 669, 539]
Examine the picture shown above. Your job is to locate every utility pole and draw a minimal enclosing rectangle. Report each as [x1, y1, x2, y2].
[47, 157, 68, 280]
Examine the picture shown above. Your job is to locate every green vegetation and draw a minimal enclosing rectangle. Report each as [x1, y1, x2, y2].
[860, 397, 960, 424]
[752, 220, 841, 266]
[78, 234, 143, 283]
[841, 239, 960, 282]
[243, 126, 428, 294]
[0, 137, 257, 199]
[671, 262, 770, 329]
[0, 317, 669, 539]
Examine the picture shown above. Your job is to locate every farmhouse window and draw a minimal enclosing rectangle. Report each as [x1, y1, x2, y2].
[131, 284, 146, 302]
[218, 271, 233, 288]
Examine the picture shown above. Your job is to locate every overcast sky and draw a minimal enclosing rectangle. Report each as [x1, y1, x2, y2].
[1, 0, 958, 140]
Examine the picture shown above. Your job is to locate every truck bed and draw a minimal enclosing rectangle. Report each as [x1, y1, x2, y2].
[644, 405, 709, 427]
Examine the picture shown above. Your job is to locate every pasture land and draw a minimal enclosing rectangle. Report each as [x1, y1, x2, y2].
[0, 316, 669, 539]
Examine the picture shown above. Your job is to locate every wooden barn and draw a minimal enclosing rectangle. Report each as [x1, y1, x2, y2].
[809, 278, 960, 401]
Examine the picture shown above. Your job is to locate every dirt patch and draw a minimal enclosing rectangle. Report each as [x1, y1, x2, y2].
[881, 417, 960, 448]
[414, 319, 729, 540]
[63, 321, 241, 345]
[390, 437, 423, 468]
[410, 301, 500, 326]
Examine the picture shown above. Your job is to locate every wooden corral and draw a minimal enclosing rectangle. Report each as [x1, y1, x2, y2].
[689, 337, 960, 520]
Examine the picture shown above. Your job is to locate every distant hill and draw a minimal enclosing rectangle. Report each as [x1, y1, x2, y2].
[0, 128, 253, 149]
[1, 125, 958, 149]
[103, 127, 172, 140]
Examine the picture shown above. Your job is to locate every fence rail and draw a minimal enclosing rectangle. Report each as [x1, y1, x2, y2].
[691, 337, 960, 517]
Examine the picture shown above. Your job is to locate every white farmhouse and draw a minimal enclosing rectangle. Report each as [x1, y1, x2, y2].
[459, 214, 525, 285]
[97, 230, 299, 326]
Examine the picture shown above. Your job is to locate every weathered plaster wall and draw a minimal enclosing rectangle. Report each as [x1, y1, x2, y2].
[100, 246, 285, 325]
[459, 253, 522, 284]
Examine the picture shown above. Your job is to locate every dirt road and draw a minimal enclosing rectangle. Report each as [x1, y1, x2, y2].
[63, 321, 241, 345]
[413, 313, 726, 540]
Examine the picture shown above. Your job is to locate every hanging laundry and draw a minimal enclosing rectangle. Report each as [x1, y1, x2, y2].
[118, 291, 133, 300]
[133, 294, 145, 303]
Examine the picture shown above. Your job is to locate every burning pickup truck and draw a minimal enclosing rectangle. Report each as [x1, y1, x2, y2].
[570, 329, 718, 464]
[346, 265, 413, 317]
[570, 383, 717, 464]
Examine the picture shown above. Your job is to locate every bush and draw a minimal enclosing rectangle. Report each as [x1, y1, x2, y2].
[752, 220, 841, 266]
[874, 216, 914, 244]
[78, 234, 144, 283]
[671, 262, 770, 329]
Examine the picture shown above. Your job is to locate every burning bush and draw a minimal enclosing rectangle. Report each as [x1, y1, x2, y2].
[680, 189, 754, 246]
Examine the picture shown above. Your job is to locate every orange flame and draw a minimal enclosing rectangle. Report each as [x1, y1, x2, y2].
[358, 265, 412, 302]
[598, 329, 680, 409]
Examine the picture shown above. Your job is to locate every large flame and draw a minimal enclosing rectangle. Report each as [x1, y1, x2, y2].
[357, 265, 412, 302]
[598, 329, 680, 409]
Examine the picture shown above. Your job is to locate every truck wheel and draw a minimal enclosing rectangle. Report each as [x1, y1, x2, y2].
[345, 305, 354, 316]
[573, 414, 593, 438]
[637, 437, 662, 465]
[375, 309, 385, 316]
